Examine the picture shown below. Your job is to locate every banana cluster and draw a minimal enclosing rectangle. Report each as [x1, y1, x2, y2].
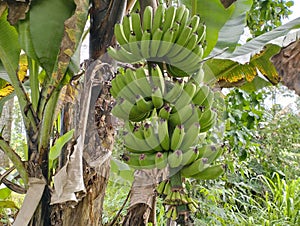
[108, 5, 206, 77]
[156, 180, 199, 220]
[111, 63, 222, 178]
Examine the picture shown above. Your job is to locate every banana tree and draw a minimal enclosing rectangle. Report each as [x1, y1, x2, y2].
[0, 0, 300, 226]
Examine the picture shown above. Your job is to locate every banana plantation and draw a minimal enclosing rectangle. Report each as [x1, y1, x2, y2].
[0, 0, 299, 225]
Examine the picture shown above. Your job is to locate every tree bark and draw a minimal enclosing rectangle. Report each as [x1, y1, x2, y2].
[122, 169, 167, 226]
[271, 39, 300, 96]
[50, 0, 126, 224]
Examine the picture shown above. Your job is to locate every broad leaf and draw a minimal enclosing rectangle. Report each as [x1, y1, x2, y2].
[0, 187, 11, 200]
[29, 0, 75, 76]
[211, 0, 253, 55]
[218, 17, 300, 63]
[204, 44, 281, 88]
[205, 17, 300, 89]
[0, 10, 20, 79]
[49, 129, 74, 161]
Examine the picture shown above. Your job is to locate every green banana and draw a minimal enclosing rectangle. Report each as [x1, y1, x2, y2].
[122, 14, 132, 41]
[111, 98, 129, 120]
[168, 32, 198, 64]
[151, 87, 164, 109]
[173, 81, 197, 109]
[170, 124, 185, 151]
[150, 64, 165, 94]
[115, 73, 135, 103]
[157, 28, 175, 58]
[152, 4, 165, 33]
[131, 11, 143, 41]
[197, 23, 206, 45]
[124, 68, 142, 95]
[180, 122, 201, 151]
[174, 7, 189, 42]
[201, 145, 223, 164]
[166, 206, 174, 219]
[156, 180, 167, 194]
[180, 157, 209, 178]
[129, 105, 150, 122]
[121, 153, 141, 169]
[124, 128, 151, 153]
[142, 6, 153, 32]
[135, 67, 152, 98]
[192, 164, 225, 180]
[170, 44, 204, 75]
[200, 110, 217, 132]
[168, 150, 183, 168]
[150, 28, 164, 58]
[158, 103, 172, 120]
[128, 33, 143, 59]
[112, 98, 145, 121]
[140, 30, 152, 59]
[143, 122, 161, 152]
[163, 180, 171, 195]
[155, 152, 168, 169]
[107, 46, 141, 63]
[201, 87, 214, 109]
[189, 14, 201, 33]
[110, 76, 122, 98]
[162, 6, 176, 32]
[174, 5, 186, 24]
[181, 147, 199, 166]
[114, 23, 128, 46]
[136, 95, 154, 113]
[171, 207, 178, 221]
[192, 84, 210, 106]
[191, 67, 205, 85]
[157, 118, 170, 151]
[164, 79, 184, 103]
[169, 104, 195, 127]
[138, 153, 156, 169]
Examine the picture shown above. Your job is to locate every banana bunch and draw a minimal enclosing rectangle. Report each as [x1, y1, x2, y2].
[156, 180, 199, 220]
[108, 5, 206, 77]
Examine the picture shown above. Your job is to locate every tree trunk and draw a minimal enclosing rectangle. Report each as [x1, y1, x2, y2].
[0, 98, 13, 167]
[50, 1, 126, 225]
[271, 39, 300, 96]
[122, 169, 167, 226]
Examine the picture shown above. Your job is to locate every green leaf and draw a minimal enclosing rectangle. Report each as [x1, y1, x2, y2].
[218, 17, 300, 63]
[49, 129, 74, 161]
[0, 187, 11, 200]
[18, 19, 38, 61]
[0, 10, 21, 80]
[29, 0, 75, 76]
[0, 200, 18, 209]
[211, 0, 253, 55]
[0, 92, 15, 116]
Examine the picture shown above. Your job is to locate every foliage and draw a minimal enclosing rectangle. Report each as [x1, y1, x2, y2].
[188, 86, 300, 225]
[247, 0, 294, 37]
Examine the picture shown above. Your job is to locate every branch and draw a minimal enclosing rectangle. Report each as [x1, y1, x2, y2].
[0, 137, 28, 186]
